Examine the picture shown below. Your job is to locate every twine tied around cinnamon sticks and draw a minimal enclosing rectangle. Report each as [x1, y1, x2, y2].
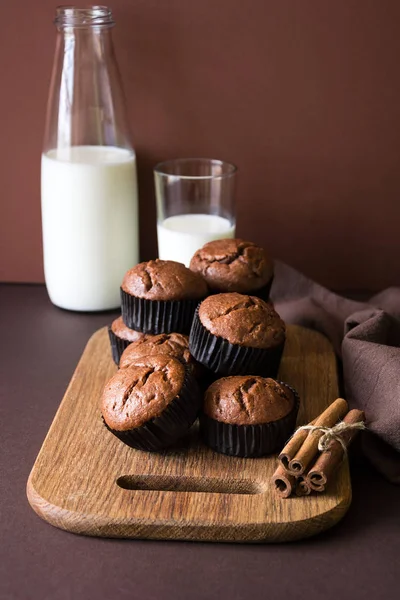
[271, 398, 366, 498]
[295, 420, 366, 454]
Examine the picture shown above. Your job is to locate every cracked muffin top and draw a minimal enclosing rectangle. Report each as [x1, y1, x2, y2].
[204, 376, 295, 425]
[122, 259, 208, 301]
[101, 354, 186, 431]
[189, 239, 273, 293]
[119, 333, 193, 369]
[198, 292, 285, 348]
[111, 316, 146, 343]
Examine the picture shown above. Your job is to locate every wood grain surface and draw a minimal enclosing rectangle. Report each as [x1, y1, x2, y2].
[27, 325, 351, 543]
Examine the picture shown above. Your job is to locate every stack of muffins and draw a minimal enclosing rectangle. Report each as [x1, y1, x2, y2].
[102, 239, 299, 458]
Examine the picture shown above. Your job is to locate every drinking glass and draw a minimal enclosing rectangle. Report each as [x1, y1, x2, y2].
[154, 158, 237, 267]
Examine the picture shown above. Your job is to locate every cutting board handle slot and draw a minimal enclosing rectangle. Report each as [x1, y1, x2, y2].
[116, 474, 265, 495]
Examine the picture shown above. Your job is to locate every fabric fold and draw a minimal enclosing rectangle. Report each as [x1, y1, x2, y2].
[271, 261, 400, 483]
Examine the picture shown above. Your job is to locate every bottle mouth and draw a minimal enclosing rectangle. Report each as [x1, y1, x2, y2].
[55, 5, 114, 28]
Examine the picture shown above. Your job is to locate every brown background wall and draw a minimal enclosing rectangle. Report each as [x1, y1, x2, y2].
[1, 0, 400, 290]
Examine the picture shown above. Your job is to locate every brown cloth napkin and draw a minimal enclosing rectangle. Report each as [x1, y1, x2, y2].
[271, 261, 400, 484]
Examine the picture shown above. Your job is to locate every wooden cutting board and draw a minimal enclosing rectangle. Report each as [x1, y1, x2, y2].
[27, 325, 351, 543]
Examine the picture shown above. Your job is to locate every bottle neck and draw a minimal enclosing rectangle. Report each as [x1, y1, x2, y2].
[54, 5, 114, 30]
[44, 5, 132, 153]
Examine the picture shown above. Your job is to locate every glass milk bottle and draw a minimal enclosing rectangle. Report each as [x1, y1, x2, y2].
[41, 6, 139, 311]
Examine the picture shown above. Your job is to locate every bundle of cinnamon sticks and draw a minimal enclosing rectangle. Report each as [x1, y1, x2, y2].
[272, 398, 365, 498]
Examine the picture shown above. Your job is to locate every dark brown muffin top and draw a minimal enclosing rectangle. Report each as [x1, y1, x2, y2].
[101, 354, 185, 431]
[189, 239, 273, 293]
[204, 376, 295, 425]
[119, 333, 192, 369]
[111, 316, 146, 343]
[198, 293, 285, 348]
[122, 259, 208, 301]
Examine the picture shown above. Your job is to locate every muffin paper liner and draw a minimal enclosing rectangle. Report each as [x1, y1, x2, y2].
[121, 288, 202, 335]
[189, 306, 285, 377]
[103, 369, 202, 452]
[200, 382, 300, 457]
[108, 327, 132, 366]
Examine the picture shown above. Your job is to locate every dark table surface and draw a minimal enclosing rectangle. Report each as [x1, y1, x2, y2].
[1, 284, 400, 600]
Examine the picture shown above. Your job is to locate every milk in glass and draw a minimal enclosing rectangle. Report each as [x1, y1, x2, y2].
[157, 213, 235, 267]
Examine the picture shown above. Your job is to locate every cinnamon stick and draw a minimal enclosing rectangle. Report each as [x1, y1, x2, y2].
[279, 418, 317, 470]
[271, 465, 297, 498]
[307, 409, 365, 491]
[295, 476, 312, 496]
[288, 398, 348, 476]
[306, 476, 325, 493]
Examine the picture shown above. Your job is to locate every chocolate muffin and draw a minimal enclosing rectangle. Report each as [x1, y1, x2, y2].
[101, 354, 201, 451]
[119, 332, 199, 377]
[189, 292, 286, 376]
[121, 259, 208, 335]
[201, 376, 299, 457]
[189, 239, 274, 300]
[108, 316, 146, 365]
